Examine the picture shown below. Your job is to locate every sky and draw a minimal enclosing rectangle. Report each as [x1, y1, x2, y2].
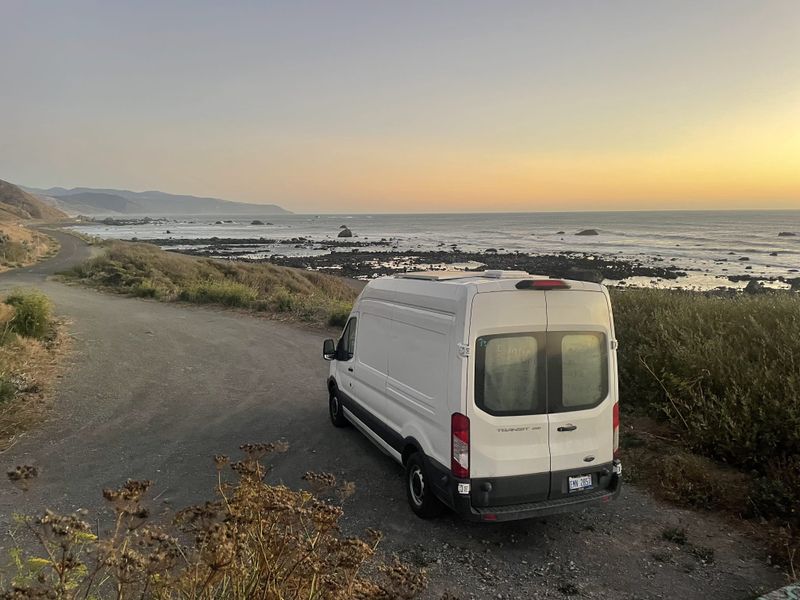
[1, 0, 799, 213]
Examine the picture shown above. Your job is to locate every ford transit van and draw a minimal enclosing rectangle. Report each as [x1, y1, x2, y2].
[322, 270, 622, 521]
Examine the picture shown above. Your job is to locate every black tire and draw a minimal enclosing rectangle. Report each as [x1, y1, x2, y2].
[328, 387, 348, 428]
[405, 452, 445, 518]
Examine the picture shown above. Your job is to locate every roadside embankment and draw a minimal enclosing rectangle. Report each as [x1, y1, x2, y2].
[61, 240, 359, 327]
[0, 223, 59, 272]
[0, 290, 67, 450]
[612, 288, 800, 572]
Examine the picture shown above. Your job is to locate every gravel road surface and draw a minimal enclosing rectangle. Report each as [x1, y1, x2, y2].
[0, 230, 787, 599]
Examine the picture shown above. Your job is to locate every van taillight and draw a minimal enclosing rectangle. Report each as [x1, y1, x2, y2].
[613, 401, 620, 458]
[451, 413, 470, 479]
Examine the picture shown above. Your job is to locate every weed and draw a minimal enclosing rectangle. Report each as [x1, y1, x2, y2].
[3, 290, 53, 340]
[0, 377, 14, 404]
[662, 527, 688, 545]
[178, 280, 258, 307]
[2, 444, 427, 599]
[690, 545, 715, 565]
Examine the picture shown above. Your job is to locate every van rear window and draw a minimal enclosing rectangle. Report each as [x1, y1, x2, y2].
[474, 331, 609, 416]
[475, 334, 546, 416]
[558, 333, 607, 410]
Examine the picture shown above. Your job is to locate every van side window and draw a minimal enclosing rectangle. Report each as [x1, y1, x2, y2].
[339, 317, 357, 360]
[475, 333, 546, 416]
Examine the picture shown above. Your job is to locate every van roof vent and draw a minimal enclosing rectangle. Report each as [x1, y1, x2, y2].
[481, 270, 530, 279]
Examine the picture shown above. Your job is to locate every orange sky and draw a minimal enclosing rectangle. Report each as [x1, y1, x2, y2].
[2, 2, 799, 212]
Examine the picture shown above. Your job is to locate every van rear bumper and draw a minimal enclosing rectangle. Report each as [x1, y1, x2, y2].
[428, 459, 622, 522]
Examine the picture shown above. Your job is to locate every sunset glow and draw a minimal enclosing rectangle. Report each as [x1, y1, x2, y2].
[2, 1, 799, 212]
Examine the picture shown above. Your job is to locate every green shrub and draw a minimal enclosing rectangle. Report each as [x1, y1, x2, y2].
[131, 278, 168, 299]
[612, 289, 800, 468]
[327, 302, 351, 328]
[269, 286, 294, 312]
[0, 377, 14, 404]
[178, 280, 258, 307]
[612, 289, 800, 524]
[62, 242, 359, 327]
[3, 290, 53, 340]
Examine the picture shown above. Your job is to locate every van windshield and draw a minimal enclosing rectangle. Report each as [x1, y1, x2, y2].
[475, 331, 609, 416]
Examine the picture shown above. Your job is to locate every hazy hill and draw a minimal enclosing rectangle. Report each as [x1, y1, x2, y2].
[25, 185, 290, 216]
[0, 179, 67, 221]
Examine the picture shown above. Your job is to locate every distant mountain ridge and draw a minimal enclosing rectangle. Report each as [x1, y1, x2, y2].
[24, 185, 291, 216]
[0, 179, 67, 221]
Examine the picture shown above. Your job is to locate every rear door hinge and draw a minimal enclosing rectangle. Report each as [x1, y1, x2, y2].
[610, 339, 619, 351]
[457, 343, 471, 358]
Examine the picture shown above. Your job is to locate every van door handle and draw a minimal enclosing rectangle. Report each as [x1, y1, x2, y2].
[347, 367, 354, 372]
[557, 424, 577, 432]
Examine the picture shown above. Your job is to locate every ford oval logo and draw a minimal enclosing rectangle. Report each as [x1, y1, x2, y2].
[583, 455, 595, 463]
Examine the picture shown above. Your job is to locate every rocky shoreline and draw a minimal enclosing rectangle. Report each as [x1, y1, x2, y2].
[262, 249, 689, 282]
[110, 234, 799, 289]
[137, 235, 686, 282]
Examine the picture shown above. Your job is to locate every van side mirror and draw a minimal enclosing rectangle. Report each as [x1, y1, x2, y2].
[322, 338, 336, 361]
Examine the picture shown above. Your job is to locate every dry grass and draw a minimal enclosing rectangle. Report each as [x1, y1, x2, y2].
[64, 241, 357, 327]
[0, 291, 68, 452]
[0, 224, 59, 272]
[2, 444, 427, 599]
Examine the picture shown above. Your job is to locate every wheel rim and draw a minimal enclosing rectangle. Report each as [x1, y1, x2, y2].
[330, 394, 340, 419]
[409, 465, 425, 507]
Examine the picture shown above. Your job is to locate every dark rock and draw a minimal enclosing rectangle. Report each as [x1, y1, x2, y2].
[338, 227, 353, 238]
[778, 232, 796, 237]
[567, 267, 604, 283]
[556, 231, 565, 235]
[770, 252, 779, 256]
[739, 256, 750, 261]
[251, 220, 265, 225]
[575, 229, 599, 236]
[744, 280, 765, 294]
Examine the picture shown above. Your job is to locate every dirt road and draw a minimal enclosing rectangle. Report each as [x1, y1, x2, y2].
[0, 231, 786, 599]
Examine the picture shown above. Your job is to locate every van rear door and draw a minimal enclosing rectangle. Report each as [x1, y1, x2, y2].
[545, 290, 615, 500]
[467, 291, 551, 506]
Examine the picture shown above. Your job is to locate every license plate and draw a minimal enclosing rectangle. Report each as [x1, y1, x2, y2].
[568, 475, 593, 492]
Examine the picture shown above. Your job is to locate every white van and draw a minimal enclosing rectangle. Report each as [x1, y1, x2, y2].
[322, 270, 622, 521]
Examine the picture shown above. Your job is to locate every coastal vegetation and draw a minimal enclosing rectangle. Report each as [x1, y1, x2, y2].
[63, 241, 357, 327]
[3, 444, 426, 599]
[0, 178, 64, 270]
[612, 288, 799, 570]
[0, 226, 60, 272]
[0, 290, 65, 449]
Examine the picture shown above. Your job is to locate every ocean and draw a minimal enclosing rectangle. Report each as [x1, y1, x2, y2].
[71, 210, 800, 289]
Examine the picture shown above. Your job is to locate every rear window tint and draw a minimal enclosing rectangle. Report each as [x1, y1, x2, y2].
[474, 331, 609, 416]
[560, 333, 607, 409]
[475, 334, 546, 416]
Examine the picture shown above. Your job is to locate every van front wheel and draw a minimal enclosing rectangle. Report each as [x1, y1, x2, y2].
[329, 388, 348, 428]
[405, 453, 445, 518]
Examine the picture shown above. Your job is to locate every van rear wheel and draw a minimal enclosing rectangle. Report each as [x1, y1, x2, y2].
[405, 452, 445, 518]
[329, 388, 348, 428]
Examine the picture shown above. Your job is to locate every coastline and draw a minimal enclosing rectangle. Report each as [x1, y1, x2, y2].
[129, 236, 800, 291]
